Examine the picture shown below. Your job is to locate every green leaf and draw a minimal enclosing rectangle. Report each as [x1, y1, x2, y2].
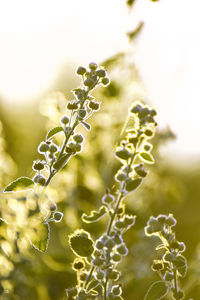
[125, 178, 142, 192]
[53, 153, 72, 171]
[87, 279, 100, 292]
[69, 229, 94, 258]
[46, 126, 63, 140]
[174, 255, 187, 277]
[115, 148, 131, 160]
[144, 281, 169, 300]
[29, 222, 50, 252]
[82, 206, 107, 223]
[139, 152, 155, 164]
[80, 120, 91, 131]
[4, 177, 34, 192]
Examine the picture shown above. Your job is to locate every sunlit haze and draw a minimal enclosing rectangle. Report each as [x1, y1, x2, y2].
[0, 0, 199, 162]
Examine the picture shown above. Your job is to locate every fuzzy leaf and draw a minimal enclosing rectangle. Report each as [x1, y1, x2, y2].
[125, 178, 142, 192]
[144, 281, 169, 300]
[69, 229, 94, 258]
[53, 153, 72, 171]
[139, 152, 155, 164]
[46, 126, 63, 140]
[82, 206, 107, 223]
[4, 177, 34, 192]
[29, 222, 50, 252]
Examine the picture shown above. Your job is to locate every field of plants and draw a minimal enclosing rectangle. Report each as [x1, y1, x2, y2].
[0, 1, 200, 299]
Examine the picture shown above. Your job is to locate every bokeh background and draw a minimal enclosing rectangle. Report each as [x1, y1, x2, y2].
[0, 0, 200, 299]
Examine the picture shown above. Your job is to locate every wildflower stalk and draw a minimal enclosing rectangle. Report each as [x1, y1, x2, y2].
[145, 214, 187, 299]
[67, 102, 157, 299]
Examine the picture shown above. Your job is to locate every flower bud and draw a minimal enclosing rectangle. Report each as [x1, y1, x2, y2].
[111, 285, 122, 296]
[130, 103, 143, 114]
[101, 77, 110, 86]
[60, 115, 69, 125]
[134, 164, 147, 177]
[38, 142, 49, 153]
[89, 100, 100, 110]
[67, 101, 78, 110]
[53, 211, 63, 222]
[115, 171, 127, 182]
[78, 109, 87, 119]
[33, 174, 46, 186]
[89, 62, 98, 71]
[49, 144, 58, 153]
[165, 214, 176, 227]
[95, 270, 104, 280]
[102, 193, 115, 204]
[96, 69, 106, 77]
[111, 253, 121, 262]
[144, 129, 153, 137]
[73, 134, 84, 143]
[74, 143, 82, 152]
[151, 260, 164, 271]
[77, 66, 86, 75]
[84, 78, 95, 88]
[72, 258, 85, 271]
[32, 161, 44, 171]
[143, 143, 152, 151]
[116, 244, 128, 256]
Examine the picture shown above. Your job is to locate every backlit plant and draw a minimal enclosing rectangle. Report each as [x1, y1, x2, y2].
[0, 63, 109, 286]
[144, 214, 187, 300]
[66, 102, 157, 299]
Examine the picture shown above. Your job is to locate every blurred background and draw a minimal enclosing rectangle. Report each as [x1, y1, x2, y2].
[0, 0, 200, 299]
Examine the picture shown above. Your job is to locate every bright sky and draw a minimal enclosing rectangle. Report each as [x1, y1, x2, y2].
[0, 0, 199, 163]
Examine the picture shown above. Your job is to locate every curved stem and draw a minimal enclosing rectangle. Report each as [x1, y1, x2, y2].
[106, 152, 136, 235]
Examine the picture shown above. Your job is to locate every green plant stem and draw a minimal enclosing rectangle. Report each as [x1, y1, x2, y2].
[103, 278, 108, 300]
[44, 91, 90, 187]
[173, 268, 179, 300]
[107, 152, 136, 235]
[85, 265, 95, 289]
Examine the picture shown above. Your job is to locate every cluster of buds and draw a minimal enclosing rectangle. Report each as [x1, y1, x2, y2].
[31, 62, 109, 188]
[145, 214, 186, 300]
[67, 102, 157, 299]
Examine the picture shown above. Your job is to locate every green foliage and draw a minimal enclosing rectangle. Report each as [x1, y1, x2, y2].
[4, 176, 34, 192]
[144, 281, 169, 300]
[145, 214, 187, 299]
[66, 101, 157, 299]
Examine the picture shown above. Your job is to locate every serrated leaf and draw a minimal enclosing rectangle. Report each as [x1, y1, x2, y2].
[69, 229, 94, 258]
[144, 281, 169, 300]
[53, 153, 72, 171]
[46, 126, 63, 140]
[29, 222, 50, 252]
[125, 178, 142, 192]
[80, 120, 91, 131]
[139, 152, 155, 164]
[174, 255, 187, 277]
[4, 177, 34, 192]
[82, 206, 107, 223]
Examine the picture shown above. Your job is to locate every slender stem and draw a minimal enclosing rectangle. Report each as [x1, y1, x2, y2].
[85, 265, 95, 289]
[103, 278, 108, 300]
[106, 152, 136, 235]
[44, 88, 91, 187]
[173, 268, 179, 300]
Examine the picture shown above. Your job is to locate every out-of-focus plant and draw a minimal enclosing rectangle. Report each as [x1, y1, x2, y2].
[66, 102, 157, 299]
[0, 63, 109, 297]
[145, 214, 187, 299]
